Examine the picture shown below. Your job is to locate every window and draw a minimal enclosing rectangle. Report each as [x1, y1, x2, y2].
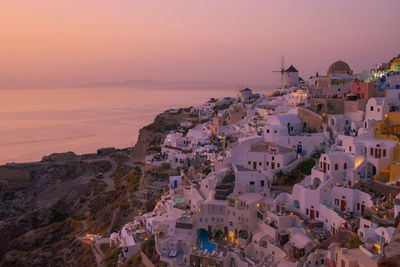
[266, 129, 270, 133]
[335, 164, 338, 170]
[370, 106, 374, 111]
[357, 203, 360, 210]
[277, 163, 280, 168]
[248, 161, 251, 165]
[370, 148, 373, 156]
[365, 147, 367, 154]
[383, 149, 386, 157]
[335, 199, 339, 206]
[250, 181, 255, 185]
[200, 218, 203, 222]
[306, 209, 309, 215]
[344, 163, 347, 169]
[261, 180, 265, 187]
[316, 211, 319, 218]
[328, 164, 330, 171]
[274, 130, 277, 134]
[349, 146, 352, 152]
[272, 156, 275, 161]
[266, 161, 269, 166]
[259, 162, 262, 166]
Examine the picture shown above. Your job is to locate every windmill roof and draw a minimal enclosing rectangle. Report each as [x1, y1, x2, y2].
[285, 65, 298, 72]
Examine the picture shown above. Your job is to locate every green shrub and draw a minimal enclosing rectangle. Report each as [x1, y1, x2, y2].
[295, 158, 316, 175]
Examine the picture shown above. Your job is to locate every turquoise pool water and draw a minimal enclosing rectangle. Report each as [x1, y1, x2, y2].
[198, 229, 216, 251]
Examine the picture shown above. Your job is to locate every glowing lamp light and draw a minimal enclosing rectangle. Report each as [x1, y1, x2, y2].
[374, 243, 381, 254]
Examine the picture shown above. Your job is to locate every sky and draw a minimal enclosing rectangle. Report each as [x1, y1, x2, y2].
[0, 0, 399, 89]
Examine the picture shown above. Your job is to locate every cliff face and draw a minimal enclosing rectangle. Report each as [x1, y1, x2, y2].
[0, 158, 113, 265]
[130, 108, 194, 163]
[130, 127, 163, 164]
[379, 219, 400, 267]
[0, 107, 195, 266]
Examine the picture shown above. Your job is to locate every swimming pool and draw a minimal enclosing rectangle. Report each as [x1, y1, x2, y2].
[198, 229, 216, 251]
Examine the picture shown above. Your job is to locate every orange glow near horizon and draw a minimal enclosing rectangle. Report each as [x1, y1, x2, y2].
[0, 0, 400, 89]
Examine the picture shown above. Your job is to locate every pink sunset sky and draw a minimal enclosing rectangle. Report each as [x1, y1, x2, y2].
[0, 0, 399, 89]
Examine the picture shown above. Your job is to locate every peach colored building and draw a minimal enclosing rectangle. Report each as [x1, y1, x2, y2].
[350, 79, 385, 100]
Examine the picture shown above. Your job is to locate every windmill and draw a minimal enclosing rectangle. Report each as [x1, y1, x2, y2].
[272, 56, 285, 89]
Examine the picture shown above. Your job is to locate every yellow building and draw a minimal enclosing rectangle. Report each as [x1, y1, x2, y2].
[389, 55, 400, 72]
[374, 112, 400, 182]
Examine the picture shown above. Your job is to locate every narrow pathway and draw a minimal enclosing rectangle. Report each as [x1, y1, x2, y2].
[102, 156, 117, 191]
[84, 155, 117, 191]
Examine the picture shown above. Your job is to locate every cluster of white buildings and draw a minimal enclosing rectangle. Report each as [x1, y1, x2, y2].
[111, 55, 400, 267]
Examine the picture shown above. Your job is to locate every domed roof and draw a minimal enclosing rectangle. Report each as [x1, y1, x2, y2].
[328, 60, 351, 74]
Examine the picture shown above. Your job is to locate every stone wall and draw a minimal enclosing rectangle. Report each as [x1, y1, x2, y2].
[297, 107, 323, 131]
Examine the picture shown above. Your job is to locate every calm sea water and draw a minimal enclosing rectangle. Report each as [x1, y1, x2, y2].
[0, 86, 271, 164]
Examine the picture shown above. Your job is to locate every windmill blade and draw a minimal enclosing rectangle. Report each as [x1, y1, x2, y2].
[281, 56, 286, 72]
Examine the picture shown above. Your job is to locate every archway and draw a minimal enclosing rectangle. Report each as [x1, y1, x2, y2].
[317, 104, 324, 113]
[313, 177, 322, 188]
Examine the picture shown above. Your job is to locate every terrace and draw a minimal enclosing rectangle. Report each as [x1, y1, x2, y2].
[363, 205, 396, 227]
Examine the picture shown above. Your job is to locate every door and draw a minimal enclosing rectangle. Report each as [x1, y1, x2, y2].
[271, 162, 275, 170]
[375, 149, 381, 158]
[253, 162, 257, 170]
[341, 200, 346, 211]
[250, 181, 255, 192]
[310, 209, 315, 220]
[361, 204, 365, 215]
[323, 162, 327, 173]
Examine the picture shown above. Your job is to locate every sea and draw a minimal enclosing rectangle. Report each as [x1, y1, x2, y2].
[0, 84, 274, 164]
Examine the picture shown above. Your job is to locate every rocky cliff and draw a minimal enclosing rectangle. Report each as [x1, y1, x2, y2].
[130, 107, 194, 163]
[0, 107, 195, 266]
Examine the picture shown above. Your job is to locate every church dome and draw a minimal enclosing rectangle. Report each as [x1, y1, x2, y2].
[328, 60, 351, 74]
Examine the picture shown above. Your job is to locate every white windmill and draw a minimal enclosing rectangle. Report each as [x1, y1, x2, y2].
[272, 56, 285, 89]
